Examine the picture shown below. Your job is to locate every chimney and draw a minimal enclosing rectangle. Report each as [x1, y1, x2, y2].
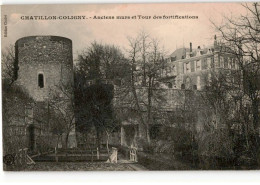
[186, 44, 192, 59]
[214, 35, 218, 49]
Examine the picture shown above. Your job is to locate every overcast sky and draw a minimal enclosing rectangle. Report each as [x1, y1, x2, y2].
[1, 3, 247, 58]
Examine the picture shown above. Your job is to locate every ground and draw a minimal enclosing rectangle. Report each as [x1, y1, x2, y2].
[25, 162, 140, 171]
[19, 162, 146, 171]
[4, 149, 148, 171]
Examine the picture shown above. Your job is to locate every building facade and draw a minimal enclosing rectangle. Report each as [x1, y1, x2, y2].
[159, 37, 240, 90]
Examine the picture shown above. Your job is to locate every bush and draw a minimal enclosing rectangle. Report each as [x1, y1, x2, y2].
[35, 136, 54, 154]
[171, 128, 197, 157]
[135, 137, 154, 153]
[197, 129, 234, 169]
[152, 140, 175, 153]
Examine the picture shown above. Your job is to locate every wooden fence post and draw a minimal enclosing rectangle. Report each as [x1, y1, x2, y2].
[97, 147, 100, 160]
[91, 149, 93, 162]
[55, 147, 58, 162]
[130, 147, 137, 162]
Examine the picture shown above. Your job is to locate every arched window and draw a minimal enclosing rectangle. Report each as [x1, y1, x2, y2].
[38, 73, 44, 88]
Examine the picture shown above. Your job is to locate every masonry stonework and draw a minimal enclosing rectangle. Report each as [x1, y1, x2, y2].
[15, 36, 73, 101]
[15, 36, 76, 148]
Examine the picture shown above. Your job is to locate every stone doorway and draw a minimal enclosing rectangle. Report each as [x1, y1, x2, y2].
[27, 124, 35, 151]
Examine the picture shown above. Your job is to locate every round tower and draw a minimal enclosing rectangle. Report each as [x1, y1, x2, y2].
[15, 35, 73, 101]
[15, 36, 76, 148]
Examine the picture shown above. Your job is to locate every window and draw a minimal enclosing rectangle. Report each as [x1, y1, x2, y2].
[181, 84, 185, 89]
[214, 55, 219, 68]
[197, 76, 201, 90]
[186, 62, 191, 73]
[191, 61, 195, 72]
[179, 63, 184, 74]
[196, 60, 201, 71]
[228, 57, 232, 69]
[224, 57, 228, 68]
[207, 58, 211, 69]
[220, 56, 224, 68]
[184, 62, 191, 73]
[202, 58, 207, 70]
[38, 74, 44, 88]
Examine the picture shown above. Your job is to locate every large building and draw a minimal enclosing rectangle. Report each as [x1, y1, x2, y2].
[159, 36, 240, 90]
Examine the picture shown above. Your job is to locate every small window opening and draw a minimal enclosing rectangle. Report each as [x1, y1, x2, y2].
[38, 74, 44, 88]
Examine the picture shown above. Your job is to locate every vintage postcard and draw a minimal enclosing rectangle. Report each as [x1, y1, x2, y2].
[1, 3, 260, 171]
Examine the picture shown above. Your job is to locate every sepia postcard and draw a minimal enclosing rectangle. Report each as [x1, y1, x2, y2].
[1, 2, 260, 171]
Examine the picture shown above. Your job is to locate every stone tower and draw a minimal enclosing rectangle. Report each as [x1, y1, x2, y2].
[15, 36, 76, 148]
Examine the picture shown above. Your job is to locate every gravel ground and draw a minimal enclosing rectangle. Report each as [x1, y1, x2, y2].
[20, 162, 135, 171]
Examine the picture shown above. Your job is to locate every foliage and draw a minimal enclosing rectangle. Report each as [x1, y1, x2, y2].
[76, 41, 130, 81]
[48, 81, 76, 149]
[212, 2, 260, 164]
[198, 129, 234, 159]
[75, 42, 127, 151]
[1, 44, 16, 85]
[121, 30, 168, 145]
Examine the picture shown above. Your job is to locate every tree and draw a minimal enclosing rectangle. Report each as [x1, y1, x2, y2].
[76, 41, 128, 81]
[86, 83, 119, 155]
[198, 72, 236, 166]
[75, 42, 128, 150]
[1, 44, 16, 86]
[139, 30, 151, 86]
[122, 31, 167, 145]
[49, 81, 76, 150]
[213, 2, 260, 160]
[48, 107, 66, 148]
[101, 44, 126, 80]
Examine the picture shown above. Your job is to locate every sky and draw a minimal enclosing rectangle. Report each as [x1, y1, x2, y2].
[1, 3, 248, 59]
